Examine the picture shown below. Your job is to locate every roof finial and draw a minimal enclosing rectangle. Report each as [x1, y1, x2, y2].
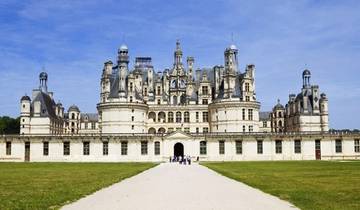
[231, 32, 234, 43]
[277, 98, 280, 104]
[176, 39, 181, 50]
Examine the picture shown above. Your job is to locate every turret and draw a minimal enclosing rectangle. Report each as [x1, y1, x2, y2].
[302, 69, 311, 88]
[224, 44, 238, 75]
[39, 72, 48, 93]
[187, 56, 194, 81]
[320, 93, 329, 131]
[223, 44, 238, 98]
[101, 61, 112, 103]
[20, 95, 31, 134]
[174, 40, 183, 69]
[68, 105, 80, 134]
[118, 44, 129, 97]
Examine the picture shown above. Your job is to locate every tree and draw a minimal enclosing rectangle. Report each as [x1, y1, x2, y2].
[0, 116, 20, 134]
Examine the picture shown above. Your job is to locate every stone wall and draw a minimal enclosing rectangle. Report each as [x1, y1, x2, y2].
[0, 132, 359, 162]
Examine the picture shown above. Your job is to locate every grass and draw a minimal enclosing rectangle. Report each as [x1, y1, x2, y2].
[0, 162, 156, 210]
[202, 161, 360, 210]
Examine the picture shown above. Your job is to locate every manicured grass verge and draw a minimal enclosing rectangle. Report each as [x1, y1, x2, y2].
[0, 162, 156, 210]
[202, 161, 360, 210]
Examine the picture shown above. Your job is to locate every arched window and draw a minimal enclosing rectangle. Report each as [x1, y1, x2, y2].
[279, 120, 282, 127]
[148, 127, 156, 134]
[173, 96, 177, 105]
[148, 112, 156, 122]
[278, 112, 282, 118]
[200, 141, 207, 155]
[184, 112, 190, 123]
[71, 113, 75, 119]
[158, 127, 166, 134]
[168, 112, 174, 123]
[158, 112, 166, 123]
[176, 111, 182, 123]
[154, 141, 160, 155]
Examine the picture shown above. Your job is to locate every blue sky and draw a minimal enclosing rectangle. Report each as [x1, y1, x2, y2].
[0, 0, 359, 129]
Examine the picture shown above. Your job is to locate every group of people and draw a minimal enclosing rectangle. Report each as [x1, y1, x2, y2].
[170, 155, 192, 165]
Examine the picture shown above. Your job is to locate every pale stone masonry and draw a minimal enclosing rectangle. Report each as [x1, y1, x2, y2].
[0, 132, 359, 162]
[6, 40, 357, 162]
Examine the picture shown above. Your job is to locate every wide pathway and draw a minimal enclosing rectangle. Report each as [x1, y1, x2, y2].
[62, 163, 298, 210]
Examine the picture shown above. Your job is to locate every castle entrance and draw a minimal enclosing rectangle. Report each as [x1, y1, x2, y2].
[173, 142, 184, 157]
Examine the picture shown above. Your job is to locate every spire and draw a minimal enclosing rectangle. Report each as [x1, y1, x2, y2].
[174, 39, 183, 68]
[176, 39, 181, 51]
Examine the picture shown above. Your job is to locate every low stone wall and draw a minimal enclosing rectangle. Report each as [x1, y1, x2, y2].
[0, 132, 359, 162]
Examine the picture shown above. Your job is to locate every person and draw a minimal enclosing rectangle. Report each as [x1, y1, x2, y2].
[169, 156, 172, 163]
[188, 156, 191, 165]
[196, 156, 199, 162]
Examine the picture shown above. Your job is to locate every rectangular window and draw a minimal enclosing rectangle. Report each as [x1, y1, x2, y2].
[157, 86, 161, 95]
[154, 141, 160, 155]
[202, 86, 208, 95]
[245, 83, 250, 92]
[121, 141, 128, 155]
[103, 142, 109, 155]
[257, 140, 263, 154]
[63, 142, 70, 156]
[219, 140, 225, 154]
[196, 127, 199, 133]
[83, 142, 90, 155]
[242, 125, 246, 132]
[200, 141, 207, 155]
[6, 142, 11, 155]
[176, 127, 182, 132]
[141, 141, 148, 155]
[236, 140, 242, 154]
[43, 141, 49, 156]
[263, 121, 267, 127]
[184, 127, 190, 133]
[184, 112, 190, 123]
[203, 127, 209, 133]
[202, 112, 208, 122]
[294, 140, 301, 154]
[91, 122, 96, 129]
[157, 99, 161, 105]
[246, 96, 250, 101]
[242, 109, 246, 120]
[249, 125, 253, 132]
[275, 140, 282, 154]
[248, 109, 253, 121]
[85, 123, 88, 129]
[355, 139, 360, 153]
[202, 99, 208, 105]
[131, 116, 134, 121]
[196, 112, 199, 122]
[335, 139, 342, 153]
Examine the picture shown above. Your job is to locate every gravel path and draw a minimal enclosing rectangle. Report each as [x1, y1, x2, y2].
[62, 163, 298, 210]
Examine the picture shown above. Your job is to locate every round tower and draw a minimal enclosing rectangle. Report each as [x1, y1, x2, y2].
[319, 93, 329, 132]
[20, 95, 31, 134]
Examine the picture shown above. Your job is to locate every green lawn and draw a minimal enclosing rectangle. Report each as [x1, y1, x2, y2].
[202, 161, 360, 210]
[0, 162, 156, 210]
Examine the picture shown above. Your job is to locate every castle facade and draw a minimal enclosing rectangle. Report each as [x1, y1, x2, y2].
[1, 41, 359, 162]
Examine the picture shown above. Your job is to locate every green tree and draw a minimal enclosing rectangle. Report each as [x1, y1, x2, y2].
[0, 116, 20, 134]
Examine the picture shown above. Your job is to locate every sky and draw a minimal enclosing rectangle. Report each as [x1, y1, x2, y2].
[0, 0, 359, 129]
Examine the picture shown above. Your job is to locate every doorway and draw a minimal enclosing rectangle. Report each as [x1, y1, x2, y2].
[315, 140, 321, 160]
[25, 142, 30, 162]
[173, 142, 184, 157]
